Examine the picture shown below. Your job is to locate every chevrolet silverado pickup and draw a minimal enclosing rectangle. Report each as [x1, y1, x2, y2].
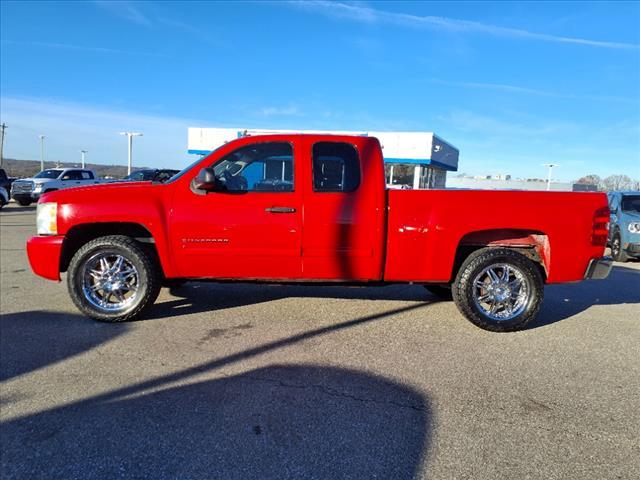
[26, 134, 612, 331]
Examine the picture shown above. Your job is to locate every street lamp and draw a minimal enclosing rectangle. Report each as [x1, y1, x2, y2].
[80, 150, 88, 169]
[119, 132, 143, 175]
[38, 135, 46, 171]
[0, 123, 7, 168]
[542, 163, 559, 191]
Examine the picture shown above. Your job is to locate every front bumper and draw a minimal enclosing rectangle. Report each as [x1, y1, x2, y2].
[624, 242, 640, 257]
[584, 256, 613, 280]
[27, 235, 64, 281]
[12, 192, 40, 202]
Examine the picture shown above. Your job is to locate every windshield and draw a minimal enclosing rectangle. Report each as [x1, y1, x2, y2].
[34, 169, 63, 179]
[166, 146, 224, 184]
[621, 195, 640, 213]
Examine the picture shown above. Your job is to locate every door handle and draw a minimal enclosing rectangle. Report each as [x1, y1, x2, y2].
[265, 207, 296, 213]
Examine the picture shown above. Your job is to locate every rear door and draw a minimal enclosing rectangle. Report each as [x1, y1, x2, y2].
[301, 137, 386, 280]
[170, 139, 303, 279]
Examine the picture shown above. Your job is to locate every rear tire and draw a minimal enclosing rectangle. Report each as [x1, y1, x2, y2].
[611, 233, 629, 262]
[67, 235, 161, 322]
[452, 248, 544, 332]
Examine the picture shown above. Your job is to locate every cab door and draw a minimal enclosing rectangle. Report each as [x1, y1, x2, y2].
[170, 140, 303, 279]
[301, 137, 386, 280]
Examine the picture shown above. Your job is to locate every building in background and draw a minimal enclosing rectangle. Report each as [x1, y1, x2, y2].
[447, 175, 597, 191]
[187, 128, 459, 189]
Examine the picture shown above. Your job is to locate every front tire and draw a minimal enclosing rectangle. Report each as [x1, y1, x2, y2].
[16, 199, 31, 206]
[611, 233, 629, 262]
[67, 235, 161, 322]
[452, 248, 544, 332]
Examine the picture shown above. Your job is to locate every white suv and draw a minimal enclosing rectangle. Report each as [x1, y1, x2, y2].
[11, 168, 102, 206]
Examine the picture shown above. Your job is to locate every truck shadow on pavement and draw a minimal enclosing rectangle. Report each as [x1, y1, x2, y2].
[1, 364, 431, 480]
[532, 265, 640, 329]
[153, 283, 437, 321]
[2, 303, 434, 478]
[0, 311, 129, 382]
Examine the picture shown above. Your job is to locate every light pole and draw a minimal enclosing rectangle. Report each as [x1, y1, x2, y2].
[39, 135, 46, 171]
[542, 163, 559, 191]
[119, 132, 143, 175]
[80, 150, 88, 169]
[0, 123, 6, 168]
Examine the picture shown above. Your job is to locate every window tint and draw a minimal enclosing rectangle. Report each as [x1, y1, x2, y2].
[81, 171, 94, 180]
[62, 170, 83, 181]
[312, 142, 360, 192]
[621, 195, 640, 213]
[213, 142, 293, 192]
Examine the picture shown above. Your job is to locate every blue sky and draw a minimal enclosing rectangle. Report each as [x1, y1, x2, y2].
[1, 0, 639, 181]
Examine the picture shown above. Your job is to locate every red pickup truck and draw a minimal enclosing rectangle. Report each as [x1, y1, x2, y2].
[27, 134, 611, 331]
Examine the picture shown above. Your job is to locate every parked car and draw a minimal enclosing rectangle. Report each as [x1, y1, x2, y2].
[0, 186, 8, 208]
[11, 168, 102, 206]
[123, 169, 179, 183]
[26, 134, 611, 331]
[0, 168, 16, 192]
[607, 191, 640, 262]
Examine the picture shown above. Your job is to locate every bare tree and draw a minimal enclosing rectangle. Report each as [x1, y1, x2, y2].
[602, 174, 633, 191]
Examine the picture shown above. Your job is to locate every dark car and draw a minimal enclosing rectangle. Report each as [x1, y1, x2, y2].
[123, 169, 179, 183]
[0, 168, 16, 192]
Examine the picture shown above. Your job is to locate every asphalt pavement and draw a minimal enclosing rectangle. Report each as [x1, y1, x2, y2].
[1, 203, 639, 480]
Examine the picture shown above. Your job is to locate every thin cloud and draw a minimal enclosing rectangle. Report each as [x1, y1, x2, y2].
[1, 40, 169, 58]
[260, 106, 302, 117]
[94, 0, 151, 26]
[428, 78, 636, 103]
[291, 1, 640, 51]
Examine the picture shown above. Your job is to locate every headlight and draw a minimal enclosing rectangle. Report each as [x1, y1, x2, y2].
[629, 222, 640, 234]
[36, 202, 58, 235]
[33, 183, 44, 192]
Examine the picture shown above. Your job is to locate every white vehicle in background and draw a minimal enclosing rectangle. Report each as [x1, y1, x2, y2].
[0, 187, 8, 209]
[10, 168, 103, 206]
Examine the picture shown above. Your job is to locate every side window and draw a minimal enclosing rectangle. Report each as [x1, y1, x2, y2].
[62, 171, 81, 181]
[212, 142, 293, 192]
[81, 171, 93, 180]
[312, 142, 360, 192]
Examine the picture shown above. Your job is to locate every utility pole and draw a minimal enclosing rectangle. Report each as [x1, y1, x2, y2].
[119, 132, 143, 175]
[39, 135, 46, 172]
[542, 164, 559, 191]
[80, 150, 88, 169]
[0, 123, 6, 168]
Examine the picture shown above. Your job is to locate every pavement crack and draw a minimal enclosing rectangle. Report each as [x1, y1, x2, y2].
[244, 374, 428, 412]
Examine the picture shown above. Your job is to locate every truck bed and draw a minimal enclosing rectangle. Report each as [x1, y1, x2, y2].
[384, 189, 609, 284]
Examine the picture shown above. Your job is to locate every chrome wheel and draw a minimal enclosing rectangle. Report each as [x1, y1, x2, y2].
[472, 263, 530, 322]
[82, 252, 139, 313]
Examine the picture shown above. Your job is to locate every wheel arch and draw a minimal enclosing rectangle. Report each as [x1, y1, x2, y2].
[60, 222, 167, 276]
[452, 228, 550, 283]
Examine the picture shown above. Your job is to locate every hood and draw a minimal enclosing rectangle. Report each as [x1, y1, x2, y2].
[39, 180, 161, 203]
[14, 177, 53, 184]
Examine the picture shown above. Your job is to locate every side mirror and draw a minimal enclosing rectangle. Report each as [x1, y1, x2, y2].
[192, 167, 221, 192]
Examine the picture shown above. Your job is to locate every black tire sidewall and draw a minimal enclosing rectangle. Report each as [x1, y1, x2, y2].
[453, 249, 544, 332]
[612, 233, 628, 262]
